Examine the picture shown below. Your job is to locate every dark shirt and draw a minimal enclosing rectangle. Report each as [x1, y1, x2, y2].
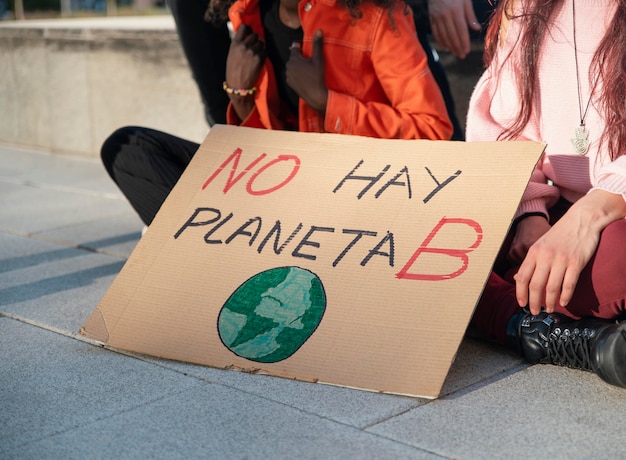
[260, 0, 303, 116]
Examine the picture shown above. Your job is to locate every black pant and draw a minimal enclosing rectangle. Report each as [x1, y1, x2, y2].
[167, 0, 230, 126]
[416, 29, 464, 141]
[101, 126, 200, 225]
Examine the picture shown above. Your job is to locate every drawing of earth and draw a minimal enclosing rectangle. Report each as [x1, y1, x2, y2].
[217, 266, 326, 363]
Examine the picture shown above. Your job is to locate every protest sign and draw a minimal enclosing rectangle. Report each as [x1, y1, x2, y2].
[81, 125, 544, 398]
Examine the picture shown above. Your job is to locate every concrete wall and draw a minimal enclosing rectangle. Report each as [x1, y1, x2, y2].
[0, 16, 208, 157]
[0, 16, 484, 158]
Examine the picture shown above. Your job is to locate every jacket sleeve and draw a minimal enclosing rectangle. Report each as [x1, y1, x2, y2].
[323, 9, 452, 140]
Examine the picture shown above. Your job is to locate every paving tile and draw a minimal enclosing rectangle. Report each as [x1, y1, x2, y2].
[143, 357, 424, 429]
[0, 146, 139, 241]
[8, 370, 439, 460]
[37, 213, 143, 259]
[0, 181, 133, 235]
[0, 318, 202, 457]
[123, 337, 523, 430]
[367, 364, 626, 459]
[0, 318, 440, 459]
[440, 336, 526, 396]
[0, 145, 144, 256]
[0, 146, 117, 195]
[0, 232, 122, 333]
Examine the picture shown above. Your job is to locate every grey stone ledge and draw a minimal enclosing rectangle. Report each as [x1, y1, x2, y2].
[0, 16, 178, 40]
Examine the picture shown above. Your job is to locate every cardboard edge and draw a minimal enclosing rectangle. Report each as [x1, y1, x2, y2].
[82, 342, 440, 399]
[78, 306, 110, 343]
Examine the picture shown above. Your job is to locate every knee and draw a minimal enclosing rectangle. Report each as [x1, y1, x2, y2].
[598, 220, 626, 257]
[100, 126, 141, 175]
[593, 219, 626, 286]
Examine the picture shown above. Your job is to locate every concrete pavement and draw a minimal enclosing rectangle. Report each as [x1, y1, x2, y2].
[2, 144, 626, 459]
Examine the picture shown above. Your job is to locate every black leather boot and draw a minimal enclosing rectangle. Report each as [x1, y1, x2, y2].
[506, 310, 626, 388]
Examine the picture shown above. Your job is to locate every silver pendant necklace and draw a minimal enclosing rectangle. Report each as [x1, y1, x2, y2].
[571, 0, 593, 155]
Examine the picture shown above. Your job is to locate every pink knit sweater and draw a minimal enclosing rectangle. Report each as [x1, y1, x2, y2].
[466, 0, 626, 219]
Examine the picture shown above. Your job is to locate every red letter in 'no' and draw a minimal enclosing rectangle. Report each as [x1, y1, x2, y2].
[396, 217, 483, 281]
[202, 147, 300, 196]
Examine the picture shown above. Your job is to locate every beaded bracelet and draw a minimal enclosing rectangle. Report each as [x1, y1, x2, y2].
[223, 81, 257, 96]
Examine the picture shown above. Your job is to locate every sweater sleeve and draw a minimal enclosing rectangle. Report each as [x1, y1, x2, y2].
[323, 9, 452, 140]
[593, 156, 626, 203]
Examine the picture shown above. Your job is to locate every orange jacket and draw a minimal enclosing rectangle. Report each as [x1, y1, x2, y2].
[227, 0, 452, 140]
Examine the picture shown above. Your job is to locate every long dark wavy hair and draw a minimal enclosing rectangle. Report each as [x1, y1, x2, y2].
[484, 0, 626, 160]
[205, 0, 406, 27]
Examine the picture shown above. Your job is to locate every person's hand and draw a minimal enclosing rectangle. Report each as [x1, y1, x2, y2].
[225, 24, 265, 91]
[225, 24, 265, 122]
[286, 29, 328, 113]
[514, 213, 598, 315]
[513, 190, 626, 315]
[428, 0, 481, 59]
[507, 215, 550, 266]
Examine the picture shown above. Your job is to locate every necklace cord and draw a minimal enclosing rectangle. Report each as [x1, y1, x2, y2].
[573, 0, 592, 126]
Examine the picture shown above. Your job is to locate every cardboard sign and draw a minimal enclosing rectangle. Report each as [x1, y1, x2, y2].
[80, 125, 544, 398]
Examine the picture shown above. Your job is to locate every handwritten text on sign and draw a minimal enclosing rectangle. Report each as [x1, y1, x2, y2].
[172, 147, 482, 282]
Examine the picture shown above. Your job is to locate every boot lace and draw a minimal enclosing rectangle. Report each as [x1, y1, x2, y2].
[545, 327, 594, 371]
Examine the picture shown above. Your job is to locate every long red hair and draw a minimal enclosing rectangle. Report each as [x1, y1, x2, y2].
[484, 0, 626, 160]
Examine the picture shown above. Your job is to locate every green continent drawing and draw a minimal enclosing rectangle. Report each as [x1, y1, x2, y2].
[217, 266, 326, 363]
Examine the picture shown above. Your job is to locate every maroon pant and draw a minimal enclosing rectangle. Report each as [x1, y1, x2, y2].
[470, 199, 626, 344]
